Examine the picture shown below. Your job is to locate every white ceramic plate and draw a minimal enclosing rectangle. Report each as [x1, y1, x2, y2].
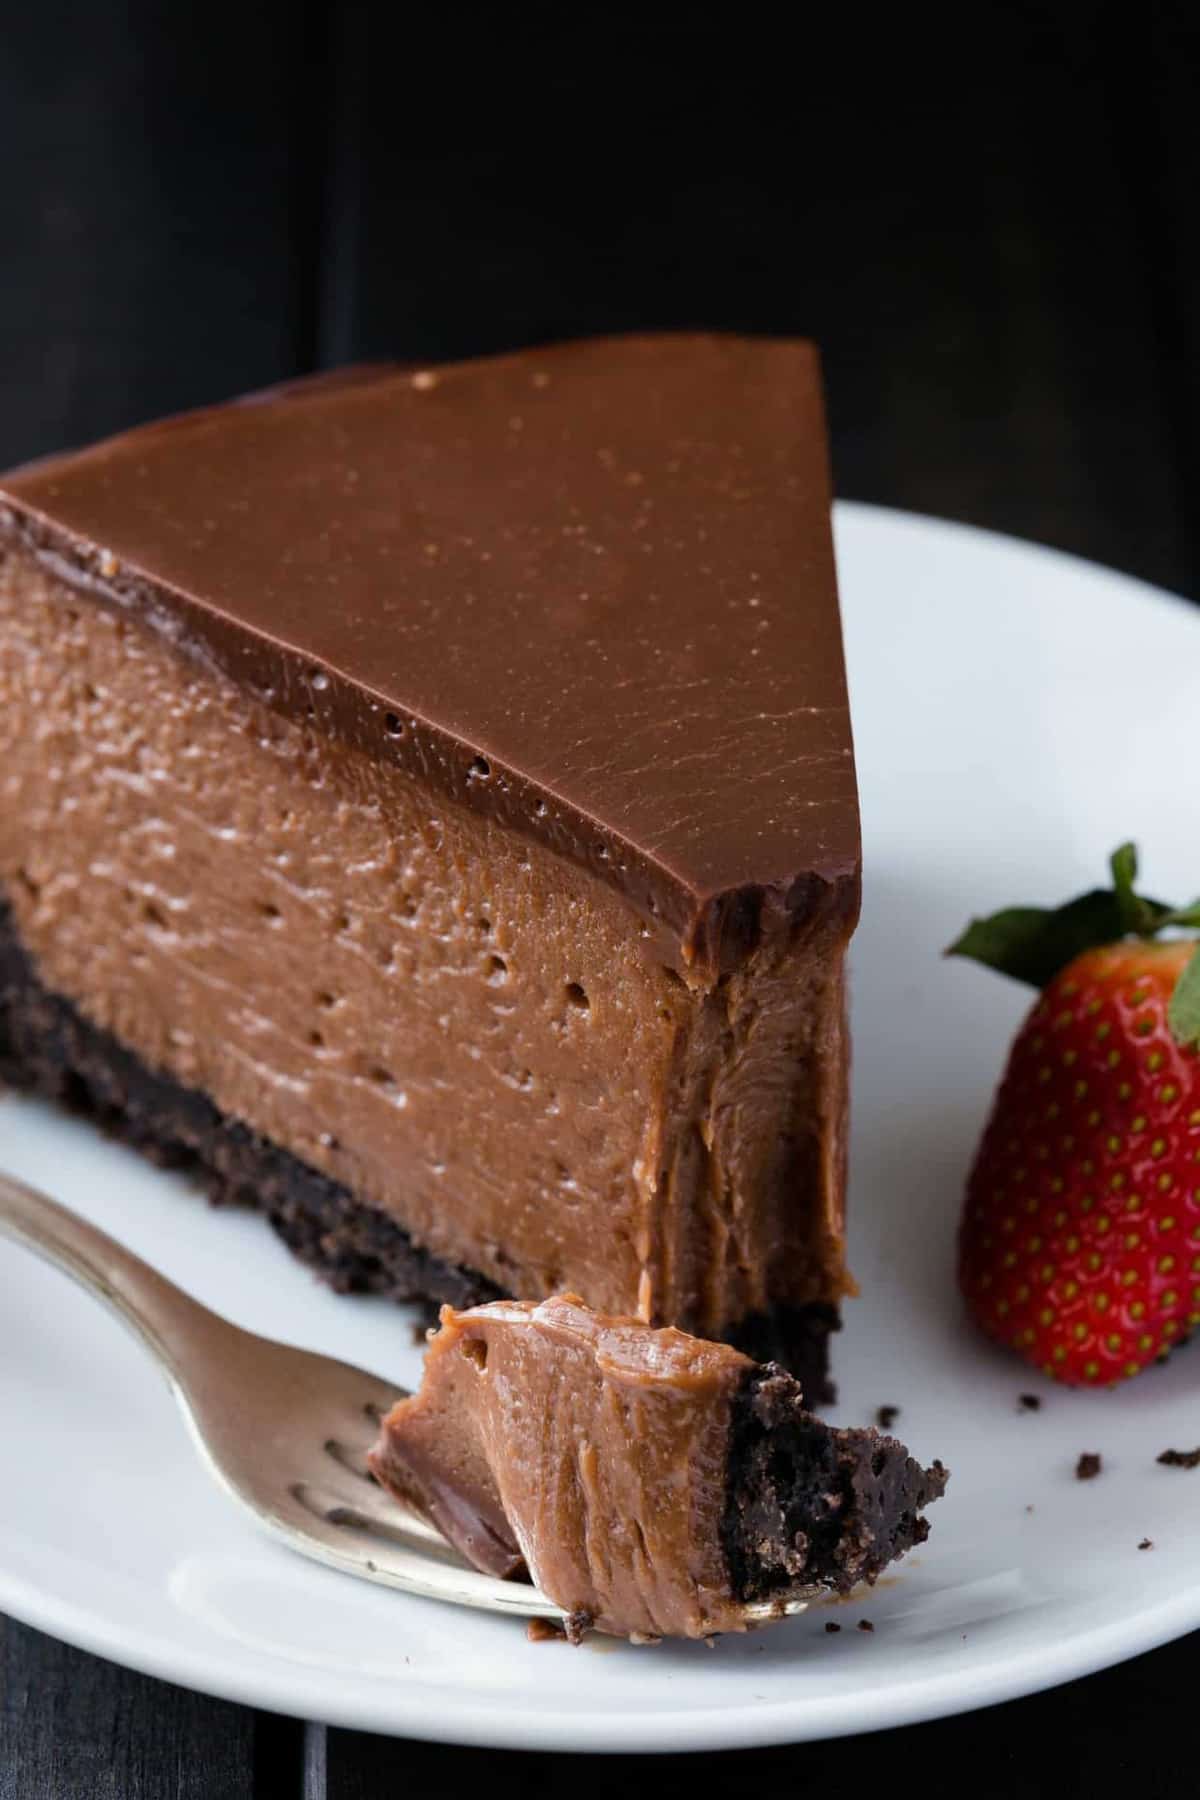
[2, 503, 1197, 1752]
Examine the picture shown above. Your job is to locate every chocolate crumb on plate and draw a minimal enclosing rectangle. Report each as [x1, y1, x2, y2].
[857, 1619, 875, 1634]
[825, 1621, 842, 1634]
[1018, 1393, 1041, 1412]
[1157, 1447, 1200, 1470]
[875, 1405, 900, 1431]
[526, 1618, 565, 1644]
[1075, 1452, 1102, 1481]
[1138, 1539, 1154, 1550]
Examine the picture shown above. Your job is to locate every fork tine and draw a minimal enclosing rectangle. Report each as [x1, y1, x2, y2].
[290, 1472, 454, 1546]
[288, 1481, 457, 1555]
[273, 1430, 418, 1521]
[265, 1482, 564, 1619]
[322, 1436, 377, 1484]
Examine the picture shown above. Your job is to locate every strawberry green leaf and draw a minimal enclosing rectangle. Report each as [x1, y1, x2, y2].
[1167, 946, 1200, 1049]
[948, 844, 1178, 988]
[946, 892, 1132, 988]
[1109, 842, 1177, 935]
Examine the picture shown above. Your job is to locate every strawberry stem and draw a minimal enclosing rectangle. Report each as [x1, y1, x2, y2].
[1110, 842, 1158, 936]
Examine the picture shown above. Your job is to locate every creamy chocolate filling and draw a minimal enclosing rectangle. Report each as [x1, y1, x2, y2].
[0, 554, 851, 1337]
[372, 1298, 757, 1639]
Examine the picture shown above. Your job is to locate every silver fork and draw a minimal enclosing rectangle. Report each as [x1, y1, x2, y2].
[0, 1170, 565, 1624]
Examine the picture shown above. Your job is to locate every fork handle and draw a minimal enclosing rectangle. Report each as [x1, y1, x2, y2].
[0, 1170, 221, 1382]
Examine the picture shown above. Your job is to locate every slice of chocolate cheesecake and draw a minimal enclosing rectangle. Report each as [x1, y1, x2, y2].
[369, 1296, 947, 1642]
[0, 334, 860, 1393]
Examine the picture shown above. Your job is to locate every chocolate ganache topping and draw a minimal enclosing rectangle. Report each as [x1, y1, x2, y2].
[0, 334, 859, 977]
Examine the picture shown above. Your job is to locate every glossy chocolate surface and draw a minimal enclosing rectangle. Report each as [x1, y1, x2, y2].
[0, 334, 859, 970]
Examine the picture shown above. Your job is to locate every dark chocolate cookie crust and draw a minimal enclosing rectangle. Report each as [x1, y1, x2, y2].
[723, 1366, 948, 1602]
[0, 901, 837, 1397]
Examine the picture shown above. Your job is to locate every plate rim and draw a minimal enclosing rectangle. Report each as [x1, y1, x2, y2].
[2, 1558, 1197, 1753]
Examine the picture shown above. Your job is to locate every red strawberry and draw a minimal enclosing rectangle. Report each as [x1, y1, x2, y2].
[950, 846, 1200, 1386]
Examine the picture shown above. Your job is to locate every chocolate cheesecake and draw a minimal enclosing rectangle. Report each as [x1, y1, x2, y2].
[370, 1296, 947, 1642]
[0, 334, 860, 1393]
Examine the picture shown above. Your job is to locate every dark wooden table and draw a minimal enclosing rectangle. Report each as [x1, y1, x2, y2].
[2, 8, 1197, 1794]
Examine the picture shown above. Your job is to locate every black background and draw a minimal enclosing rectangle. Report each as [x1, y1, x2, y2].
[1, 4, 1198, 1794]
